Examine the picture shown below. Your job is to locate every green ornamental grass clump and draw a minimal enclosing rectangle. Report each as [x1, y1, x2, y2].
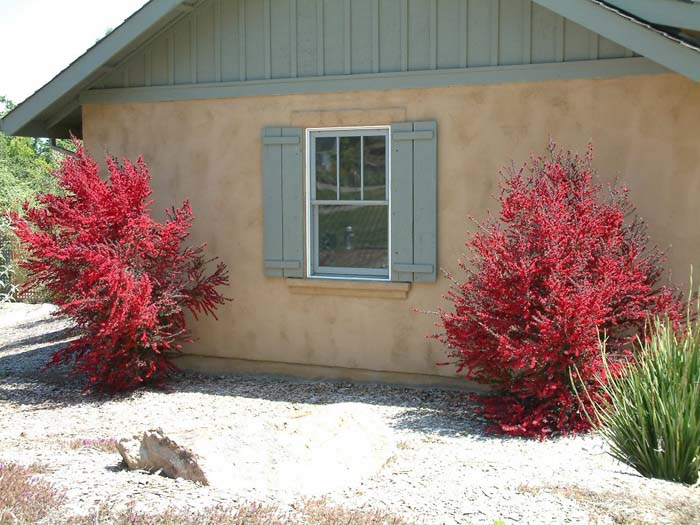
[583, 296, 700, 484]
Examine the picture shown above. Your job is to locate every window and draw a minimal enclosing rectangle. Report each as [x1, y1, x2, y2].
[306, 127, 390, 280]
[262, 121, 436, 283]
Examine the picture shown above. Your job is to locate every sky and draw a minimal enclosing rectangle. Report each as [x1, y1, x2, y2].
[0, 0, 149, 105]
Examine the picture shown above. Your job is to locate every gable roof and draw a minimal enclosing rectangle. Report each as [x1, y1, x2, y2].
[533, 0, 700, 80]
[605, 0, 700, 32]
[2, 0, 700, 139]
[0, 0, 194, 138]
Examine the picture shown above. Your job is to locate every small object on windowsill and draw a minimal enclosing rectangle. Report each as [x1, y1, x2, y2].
[286, 278, 410, 299]
[344, 225, 354, 250]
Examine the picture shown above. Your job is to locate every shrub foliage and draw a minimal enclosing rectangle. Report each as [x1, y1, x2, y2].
[436, 142, 680, 438]
[11, 143, 229, 393]
[583, 312, 700, 484]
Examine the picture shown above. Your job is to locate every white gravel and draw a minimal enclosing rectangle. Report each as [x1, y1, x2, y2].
[0, 303, 698, 525]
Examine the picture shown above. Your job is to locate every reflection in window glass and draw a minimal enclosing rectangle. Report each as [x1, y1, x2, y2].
[363, 136, 386, 200]
[339, 137, 361, 200]
[310, 128, 389, 279]
[315, 137, 337, 200]
[317, 205, 388, 270]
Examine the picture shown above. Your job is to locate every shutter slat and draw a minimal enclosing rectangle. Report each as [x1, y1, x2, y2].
[262, 136, 301, 145]
[390, 122, 415, 282]
[392, 130, 434, 141]
[392, 263, 434, 274]
[281, 127, 304, 278]
[262, 127, 284, 277]
[262, 126, 304, 278]
[264, 260, 302, 270]
[412, 121, 437, 282]
[390, 120, 438, 283]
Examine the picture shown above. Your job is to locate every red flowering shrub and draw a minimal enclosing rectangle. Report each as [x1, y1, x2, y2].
[11, 142, 229, 393]
[436, 142, 681, 438]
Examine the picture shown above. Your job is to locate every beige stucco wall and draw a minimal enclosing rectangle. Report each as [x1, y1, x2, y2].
[82, 73, 700, 385]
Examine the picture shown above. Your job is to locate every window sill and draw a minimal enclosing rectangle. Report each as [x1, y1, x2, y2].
[286, 278, 410, 299]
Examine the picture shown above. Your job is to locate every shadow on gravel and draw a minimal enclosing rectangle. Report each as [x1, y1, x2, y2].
[9, 316, 65, 332]
[0, 340, 67, 374]
[0, 309, 499, 439]
[0, 340, 108, 408]
[1, 358, 496, 438]
[167, 373, 504, 440]
[0, 326, 73, 353]
[0, 351, 505, 438]
[0, 374, 119, 409]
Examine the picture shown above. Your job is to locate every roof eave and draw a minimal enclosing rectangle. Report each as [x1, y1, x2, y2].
[4, 0, 700, 139]
[533, 0, 700, 81]
[0, 0, 188, 138]
[605, 0, 700, 32]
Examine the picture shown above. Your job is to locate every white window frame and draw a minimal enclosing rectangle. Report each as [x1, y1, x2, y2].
[305, 126, 392, 281]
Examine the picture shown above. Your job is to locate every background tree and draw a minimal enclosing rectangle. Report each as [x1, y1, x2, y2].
[0, 96, 63, 214]
[0, 96, 73, 301]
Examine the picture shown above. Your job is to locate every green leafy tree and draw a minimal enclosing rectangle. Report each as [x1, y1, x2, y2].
[0, 96, 62, 214]
[1, 96, 67, 301]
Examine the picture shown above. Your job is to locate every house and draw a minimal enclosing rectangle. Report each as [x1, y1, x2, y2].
[2, 0, 700, 386]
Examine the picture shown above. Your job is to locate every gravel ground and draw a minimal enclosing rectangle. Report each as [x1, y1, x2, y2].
[0, 303, 698, 525]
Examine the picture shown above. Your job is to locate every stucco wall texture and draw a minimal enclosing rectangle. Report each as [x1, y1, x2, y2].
[83, 73, 700, 385]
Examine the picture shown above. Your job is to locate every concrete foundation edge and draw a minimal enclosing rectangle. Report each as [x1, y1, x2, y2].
[174, 354, 487, 391]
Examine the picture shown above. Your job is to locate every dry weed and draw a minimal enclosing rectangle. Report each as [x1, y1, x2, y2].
[65, 497, 411, 525]
[65, 437, 118, 453]
[0, 462, 62, 525]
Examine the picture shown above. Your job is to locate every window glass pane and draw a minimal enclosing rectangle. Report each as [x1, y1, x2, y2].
[315, 137, 337, 200]
[363, 136, 386, 200]
[317, 205, 388, 271]
[339, 136, 361, 200]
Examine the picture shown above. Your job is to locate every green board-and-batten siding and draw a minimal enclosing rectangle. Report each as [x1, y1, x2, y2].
[91, 0, 635, 92]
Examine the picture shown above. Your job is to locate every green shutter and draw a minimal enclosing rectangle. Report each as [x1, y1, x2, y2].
[390, 121, 437, 283]
[262, 126, 304, 278]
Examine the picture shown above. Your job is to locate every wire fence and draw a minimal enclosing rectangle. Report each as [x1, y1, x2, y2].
[0, 233, 50, 304]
